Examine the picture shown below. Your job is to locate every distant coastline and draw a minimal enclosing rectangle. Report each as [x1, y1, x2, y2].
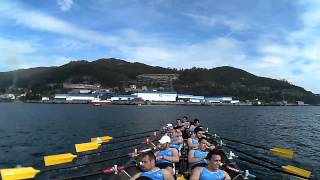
[18, 100, 312, 106]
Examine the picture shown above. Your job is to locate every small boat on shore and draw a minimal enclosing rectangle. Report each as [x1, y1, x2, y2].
[89, 99, 112, 106]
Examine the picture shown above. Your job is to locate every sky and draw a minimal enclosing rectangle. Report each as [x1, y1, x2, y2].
[0, 0, 319, 93]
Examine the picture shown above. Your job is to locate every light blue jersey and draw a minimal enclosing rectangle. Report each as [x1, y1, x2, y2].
[200, 168, 225, 180]
[140, 169, 164, 180]
[155, 149, 173, 164]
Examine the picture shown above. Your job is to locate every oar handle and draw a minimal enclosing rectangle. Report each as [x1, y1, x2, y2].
[128, 148, 153, 157]
[226, 165, 256, 179]
[103, 166, 126, 174]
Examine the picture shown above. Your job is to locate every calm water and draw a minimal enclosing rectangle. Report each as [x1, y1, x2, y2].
[0, 103, 319, 179]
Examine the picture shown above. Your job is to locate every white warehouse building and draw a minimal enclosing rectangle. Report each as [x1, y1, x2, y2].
[133, 92, 177, 102]
[54, 93, 96, 101]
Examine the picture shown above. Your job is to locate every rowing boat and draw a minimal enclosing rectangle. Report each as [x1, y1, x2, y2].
[102, 127, 257, 180]
[0, 123, 312, 180]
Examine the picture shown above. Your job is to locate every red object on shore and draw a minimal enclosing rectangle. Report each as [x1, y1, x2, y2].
[89, 100, 112, 105]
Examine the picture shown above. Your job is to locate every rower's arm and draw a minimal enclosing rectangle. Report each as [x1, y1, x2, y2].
[171, 136, 183, 145]
[129, 172, 141, 180]
[188, 150, 205, 164]
[187, 138, 198, 148]
[163, 169, 175, 180]
[176, 135, 183, 144]
[224, 170, 231, 180]
[206, 142, 215, 150]
[189, 167, 202, 180]
[162, 148, 179, 163]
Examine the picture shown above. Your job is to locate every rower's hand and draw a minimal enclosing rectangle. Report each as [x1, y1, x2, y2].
[207, 144, 215, 150]
[156, 144, 161, 149]
[156, 156, 164, 161]
[201, 134, 207, 138]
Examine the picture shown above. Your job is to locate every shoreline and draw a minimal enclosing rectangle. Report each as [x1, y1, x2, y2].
[15, 100, 315, 106]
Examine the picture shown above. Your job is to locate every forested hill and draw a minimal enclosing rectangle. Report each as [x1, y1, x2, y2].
[0, 58, 318, 104]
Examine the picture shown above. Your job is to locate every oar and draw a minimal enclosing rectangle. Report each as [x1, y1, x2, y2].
[227, 145, 312, 179]
[0, 167, 40, 180]
[74, 134, 153, 153]
[222, 136, 294, 159]
[44, 129, 161, 166]
[113, 129, 159, 138]
[44, 138, 153, 166]
[62, 142, 158, 179]
[1, 129, 160, 179]
[225, 165, 256, 179]
[0, 152, 135, 180]
[62, 164, 136, 180]
[76, 129, 160, 153]
[237, 156, 312, 179]
[74, 129, 159, 153]
[206, 132, 294, 159]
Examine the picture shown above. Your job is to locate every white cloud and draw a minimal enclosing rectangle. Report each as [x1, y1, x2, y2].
[186, 13, 249, 31]
[0, 1, 319, 93]
[57, 0, 74, 11]
[0, 37, 36, 68]
[55, 38, 93, 51]
[240, 0, 320, 93]
[0, 37, 73, 71]
[116, 36, 246, 69]
[0, 1, 119, 46]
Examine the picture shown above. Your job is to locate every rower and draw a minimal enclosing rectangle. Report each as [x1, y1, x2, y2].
[174, 126, 183, 137]
[190, 149, 231, 180]
[168, 127, 183, 152]
[154, 135, 180, 175]
[187, 127, 205, 149]
[189, 118, 201, 132]
[181, 116, 190, 129]
[181, 116, 191, 139]
[188, 127, 215, 150]
[130, 151, 174, 180]
[174, 119, 182, 128]
[188, 138, 209, 171]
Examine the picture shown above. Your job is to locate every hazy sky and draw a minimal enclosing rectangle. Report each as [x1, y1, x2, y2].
[0, 0, 319, 93]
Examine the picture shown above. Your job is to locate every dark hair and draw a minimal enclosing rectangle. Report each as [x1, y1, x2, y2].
[198, 137, 207, 143]
[176, 118, 181, 121]
[194, 126, 204, 134]
[206, 149, 222, 160]
[174, 125, 182, 129]
[141, 151, 156, 162]
[193, 118, 200, 124]
[182, 116, 188, 119]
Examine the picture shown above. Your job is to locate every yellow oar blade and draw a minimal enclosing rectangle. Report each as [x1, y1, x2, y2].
[44, 153, 77, 166]
[271, 148, 294, 159]
[282, 165, 311, 178]
[75, 142, 101, 152]
[177, 175, 186, 180]
[91, 136, 112, 143]
[0, 167, 40, 180]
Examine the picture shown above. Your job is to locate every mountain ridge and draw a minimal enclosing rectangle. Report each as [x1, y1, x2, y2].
[0, 58, 318, 104]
